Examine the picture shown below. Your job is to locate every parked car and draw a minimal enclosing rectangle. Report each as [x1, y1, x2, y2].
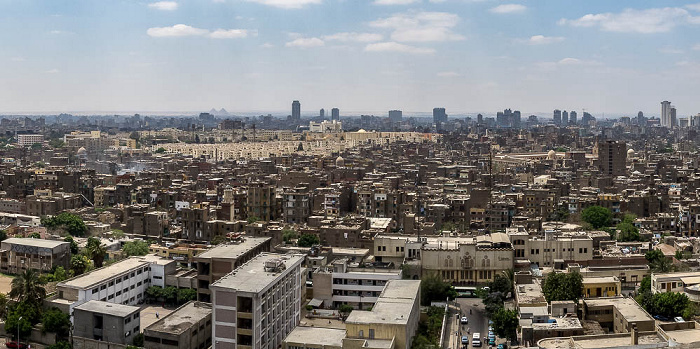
[654, 314, 672, 322]
[497, 344, 508, 349]
[674, 316, 685, 323]
[489, 338, 496, 346]
[462, 336, 469, 344]
[6, 341, 28, 349]
[461, 316, 469, 324]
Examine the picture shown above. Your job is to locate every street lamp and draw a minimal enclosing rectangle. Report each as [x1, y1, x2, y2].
[18, 316, 22, 346]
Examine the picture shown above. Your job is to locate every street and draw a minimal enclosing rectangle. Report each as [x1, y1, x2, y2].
[445, 298, 490, 349]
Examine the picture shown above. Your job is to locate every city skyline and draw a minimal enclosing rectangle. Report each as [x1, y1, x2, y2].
[2, 0, 700, 115]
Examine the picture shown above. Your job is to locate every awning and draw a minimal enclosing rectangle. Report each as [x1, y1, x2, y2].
[308, 298, 323, 308]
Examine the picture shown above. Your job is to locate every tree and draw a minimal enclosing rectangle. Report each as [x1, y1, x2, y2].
[651, 292, 690, 318]
[297, 233, 320, 247]
[162, 286, 177, 304]
[64, 235, 79, 255]
[211, 235, 227, 245]
[86, 237, 108, 268]
[282, 230, 298, 243]
[616, 222, 641, 242]
[122, 240, 149, 257]
[10, 269, 47, 307]
[42, 212, 88, 237]
[0, 230, 7, 241]
[247, 216, 260, 224]
[492, 308, 519, 340]
[53, 266, 68, 282]
[646, 249, 673, 273]
[177, 288, 197, 304]
[420, 273, 457, 306]
[42, 307, 71, 338]
[155, 147, 166, 153]
[639, 276, 651, 294]
[483, 292, 506, 317]
[0, 293, 8, 319]
[146, 286, 163, 303]
[132, 333, 145, 347]
[488, 273, 513, 296]
[28, 232, 41, 239]
[339, 304, 354, 314]
[581, 206, 612, 229]
[71, 254, 90, 276]
[542, 272, 583, 302]
[5, 312, 32, 340]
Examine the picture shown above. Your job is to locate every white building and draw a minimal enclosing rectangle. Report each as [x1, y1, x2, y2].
[17, 134, 43, 147]
[211, 253, 305, 349]
[52, 255, 176, 319]
[309, 120, 342, 133]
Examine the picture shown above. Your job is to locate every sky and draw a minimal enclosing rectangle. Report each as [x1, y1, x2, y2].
[1, 0, 700, 117]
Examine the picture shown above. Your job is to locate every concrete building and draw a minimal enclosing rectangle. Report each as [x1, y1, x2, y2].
[433, 108, 447, 128]
[344, 280, 421, 349]
[312, 258, 402, 309]
[292, 101, 301, 121]
[211, 253, 305, 349]
[52, 255, 176, 316]
[73, 300, 141, 344]
[388, 110, 402, 123]
[331, 108, 340, 121]
[194, 237, 272, 302]
[0, 238, 71, 274]
[582, 297, 655, 334]
[17, 134, 43, 147]
[283, 327, 346, 349]
[508, 231, 593, 268]
[651, 271, 700, 300]
[144, 301, 212, 349]
[582, 276, 621, 298]
[597, 140, 627, 177]
[246, 182, 275, 222]
[283, 186, 311, 224]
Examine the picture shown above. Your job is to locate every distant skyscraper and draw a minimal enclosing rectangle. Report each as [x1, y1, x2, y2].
[433, 108, 447, 127]
[661, 101, 671, 128]
[292, 100, 301, 121]
[388, 110, 402, 122]
[671, 106, 677, 128]
[569, 111, 577, 125]
[477, 114, 483, 124]
[553, 109, 562, 125]
[562, 110, 568, 125]
[331, 108, 340, 121]
[320, 108, 325, 118]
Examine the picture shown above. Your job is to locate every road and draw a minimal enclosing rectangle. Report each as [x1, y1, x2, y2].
[445, 298, 490, 349]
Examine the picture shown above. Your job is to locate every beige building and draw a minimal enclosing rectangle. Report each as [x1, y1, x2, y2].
[0, 238, 71, 274]
[508, 230, 593, 268]
[582, 297, 655, 334]
[420, 233, 514, 284]
[582, 276, 621, 298]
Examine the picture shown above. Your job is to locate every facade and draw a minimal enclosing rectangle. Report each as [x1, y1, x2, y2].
[582, 297, 655, 334]
[312, 258, 402, 310]
[211, 253, 305, 349]
[331, 108, 340, 121]
[73, 300, 141, 344]
[433, 108, 447, 126]
[283, 186, 310, 224]
[651, 271, 700, 295]
[144, 301, 213, 349]
[344, 280, 421, 349]
[309, 120, 342, 133]
[582, 276, 621, 298]
[508, 231, 594, 268]
[0, 237, 71, 274]
[597, 140, 627, 177]
[292, 101, 301, 121]
[17, 134, 43, 147]
[661, 100, 672, 128]
[194, 237, 272, 302]
[52, 255, 176, 316]
[388, 110, 402, 123]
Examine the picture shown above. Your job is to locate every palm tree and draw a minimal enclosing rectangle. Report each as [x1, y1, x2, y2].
[86, 237, 107, 268]
[9, 269, 46, 306]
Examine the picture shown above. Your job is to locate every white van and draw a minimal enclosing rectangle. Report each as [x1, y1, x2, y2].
[472, 333, 482, 347]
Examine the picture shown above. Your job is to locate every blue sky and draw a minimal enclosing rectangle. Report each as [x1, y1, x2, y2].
[1, 0, 699, 117]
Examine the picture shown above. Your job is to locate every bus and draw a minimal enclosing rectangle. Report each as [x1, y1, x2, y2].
[454, 286, 478, 298]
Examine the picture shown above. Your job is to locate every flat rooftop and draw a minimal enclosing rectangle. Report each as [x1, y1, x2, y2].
[196, 237, 271, 260]
[211, 253, 305, 293]
[2, 237, 68, 249]
[538, 333, 666, 349]
[584, 297, 653, 322]
[664, 328, 700, 344]
[59, 255, 164, 290]
[582, 276, 619, 284]
[145, 301, 211, 335]
[346, 280, 420, 325]
[284, 326, 346, 347]
[75, 300, 140, 317]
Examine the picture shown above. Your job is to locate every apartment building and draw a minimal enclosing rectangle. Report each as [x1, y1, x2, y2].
[312, 258, 401, 310]
[52, 255, 176, 316]
[246, 182, 275, 221]
[17, 134, 43, 147]
[651, 271, 700, 299]
[211, 253, 305, 349]
[508, 230, 593, 268]
[582, 297, 655, 333]
[25, 190, 83, 216]
[283, 186, 310, 224]
[0, 238, 71, 274]
[73, 300, 141, 344]
[144, 301, 212, 349]
[194, 237, 272, 302]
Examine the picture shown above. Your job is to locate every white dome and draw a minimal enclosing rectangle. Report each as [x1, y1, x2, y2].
[77, 147, 87, 155]
[547, 150, 556, 160]
[627, 148, 635, 156]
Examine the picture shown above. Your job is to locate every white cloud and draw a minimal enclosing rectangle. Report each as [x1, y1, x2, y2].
[148, 1, 178, 10]
[536, 57, 601, 70]
[261, 43, 275, 48]
[490, 4, 526, 14]
[212, 0, 225, 2]
[364, 42, 435, 54]
[370, 11, 464, 43]
[686, 3, 700, 11]
[10, 57, 25, 62]
[373, 0, 418, 5]
[322, 32, 383, 42]
[525, 35, 564, 45]
[147, 24, 209, 37]
[245, 0, 321, 9]
[437, 71, 460, 77]
[285, 37, 325, 48]
[558, 7, 700, 33]
[46, 69, 60, 74]
[659, 47, 684, 54]
[558, 58, 582, 65]
[693, 43, 700, 51]
[209, 29, 254, 39]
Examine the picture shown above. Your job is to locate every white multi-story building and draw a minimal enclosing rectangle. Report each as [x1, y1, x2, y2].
[211, 253, 305, 349]
[52, 254, 176, 319]
[312, 258, 401, 310]
[309, 120, 342, 133]
[17, 134, 43, 147]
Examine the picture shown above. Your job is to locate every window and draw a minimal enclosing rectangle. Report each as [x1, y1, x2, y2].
[125, 317, 131, 324]
[116, 291, 122, 296]
[369, 329, 375, 339]
[109, 281, 114, 287]
[359, 330, 364, 338]
[108, 294, 115, 300]
[100, 285, 106, 290]
[116, 277, 122, 283]
[92, 288, 98, 294]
